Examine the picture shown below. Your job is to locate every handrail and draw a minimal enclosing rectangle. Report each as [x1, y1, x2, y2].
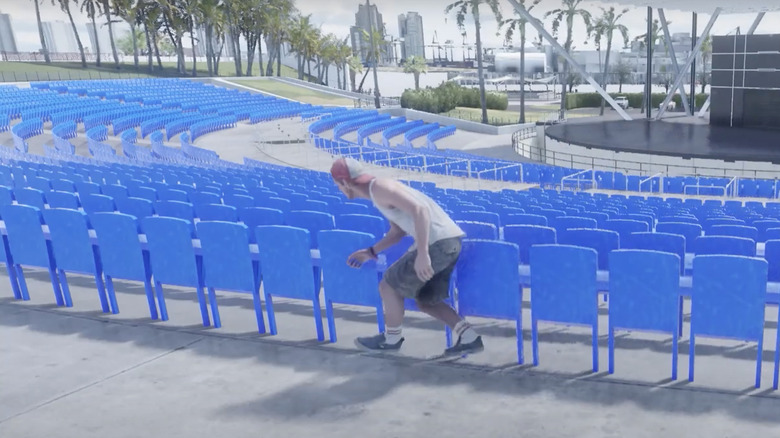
[560, 168, 593, 191]
[725, 175, 739, 198]
[639, 172, 664, 192]
[475, 163, 524, 182]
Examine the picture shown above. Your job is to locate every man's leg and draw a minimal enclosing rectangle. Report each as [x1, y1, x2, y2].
[354, 279, 407, 351]
[416, 300, 461, 328]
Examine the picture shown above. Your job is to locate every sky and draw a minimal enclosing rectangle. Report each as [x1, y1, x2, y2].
[0, 0, 777, 53]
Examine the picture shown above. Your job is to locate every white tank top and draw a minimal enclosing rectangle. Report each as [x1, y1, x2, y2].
[369, 179, 464, 246]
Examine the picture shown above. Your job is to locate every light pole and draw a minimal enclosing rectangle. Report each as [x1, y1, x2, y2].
[366, 0, 381, 108]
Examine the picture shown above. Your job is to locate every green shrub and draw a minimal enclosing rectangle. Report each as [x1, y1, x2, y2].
[400, 82, 508, 113]
[565, 92, 709, 111]
[485, 92, 508, 110]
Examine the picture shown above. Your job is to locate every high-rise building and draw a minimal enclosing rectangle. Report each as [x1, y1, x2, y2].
[398, 12, 425, 61]
[85, 22, 114, 56]
[42, 21, 79, 54]
[0, 12, 18, 54]
[352, 3, 386, 64]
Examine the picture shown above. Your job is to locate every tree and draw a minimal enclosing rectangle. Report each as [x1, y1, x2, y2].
[356, 29, 385, 92]
[32, 0, 51, 63]
[263, 0, 295, 77]
[403, 56, 428, 90]
[347, 55, 363, 92]
[592, 7, 629, 115]
[56, 0, 87, 67]
[100, 0, 120, 67]
[112, 0, 140, 69]
[614, 60, 632, 93]
[545, 0, 592, 114]
[501, 0, 541, 124]
[116, 28, 145, 57]
[445, 0, 503, 124]
[81, 0, 102, 66]
[634, 18, 666, 113]
[699, 34, 711, 94]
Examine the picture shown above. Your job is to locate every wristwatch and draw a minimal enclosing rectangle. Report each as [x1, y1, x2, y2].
[368, 246, 378, 259]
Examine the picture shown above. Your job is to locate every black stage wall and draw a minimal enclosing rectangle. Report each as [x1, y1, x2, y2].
[711, 34, 780, 130]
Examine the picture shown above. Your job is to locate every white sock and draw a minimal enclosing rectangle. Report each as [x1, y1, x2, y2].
[384, 326, 403, 344]
[454, 320, 478, 344]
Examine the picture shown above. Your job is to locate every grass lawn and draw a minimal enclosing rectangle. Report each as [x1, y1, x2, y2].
[231, 79, 354, 106]
[441, 106, 590, 125]
[0, 61, 305, 82]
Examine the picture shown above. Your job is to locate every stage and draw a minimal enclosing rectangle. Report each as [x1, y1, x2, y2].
[545, 119, 780, 164]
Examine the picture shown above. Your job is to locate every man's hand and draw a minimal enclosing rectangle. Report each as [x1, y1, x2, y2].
[347, 248, 375, 268]
[414, 252, 434, 282]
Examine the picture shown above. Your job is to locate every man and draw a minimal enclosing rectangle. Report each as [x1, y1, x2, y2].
[330, 157, 483, 356]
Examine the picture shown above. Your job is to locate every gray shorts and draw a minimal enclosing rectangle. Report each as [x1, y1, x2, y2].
[382, 237, 462, 305]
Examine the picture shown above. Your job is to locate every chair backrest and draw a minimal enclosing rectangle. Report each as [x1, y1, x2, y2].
[551, 216, 598, 236]
[708, 224, 758, 241]
[703, 217, 745, 234]
[189, 191, 222, 206]
[255, 225, 315, 299]
[694, 235, 756, 257]
[263, 197, 291, 213]
[691, 255, 767, 342]
[224, 193, 255, 209]
[14, 187, 46, 210]
[503, 225, 557, 264]
[159, 188, 189, 202]
[456, 240, 521, 319]
[578, 211, 609, 228]
[142, 216, 200, 287]
[656, 222, 702, 252]
[456, 221, 498, 240]
[196, 204, 238, 222]
[609, 250, 680, 332]
[504, 213, 548, 227]
[285, 210, 335, 248]
[127, 186, 158, 203]
[602, 219, 648, 242]
[381, 235, 415, 265]
[0, 204, 49, 267]
[239, 207, 285, 243]
[336, 214, 387, 240]
[530, 245, 598, 325]
[101, 184, 129, 202]
[752, 220, 780, 242]
[0, 185, 12, 206]
[154, 200, 195, 222]
[75, 181, 101, 197]
[42, 209, 97, 274]
[91, 212, 147, 281]
[622, 232, 686, 274]
[659, 215, 699, 224]
[197, 221, 255, 292]
[318, 230, 381, 307]
[46, 190, 80, 209]
[301, 199, 330, 214]
[453, 211, 501, 228]
[558, 228, 619, 270]
[81, 193, 116, 215]
[116, 197, 155, 220]
[334, 202, 369, 216]
[765, 240, 780, 282]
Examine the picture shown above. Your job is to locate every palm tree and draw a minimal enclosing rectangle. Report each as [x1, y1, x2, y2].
[403, 56, 428, 90]
[81, 0, 102, 66]
[56, 0, 87, 67]
[501, 0, 541, 124]
[112, 0, 139, 69]
[33, 0, 51, 63]
[100, 0, 120, 67]
[592, 7, 629, 115]
[699, 35, 711, 94]
[263, 0, 295, 77]
[356, 29, 385, 92]
[445, 0, 502, 124]
[545, 0, 592, 114]
[634, 18, 666, 113]
[347, 55, 363, 92]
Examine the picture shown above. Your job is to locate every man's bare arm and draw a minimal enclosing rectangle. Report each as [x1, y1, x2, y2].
[371, 222, 406, 254]
[370, 179, 431, 254]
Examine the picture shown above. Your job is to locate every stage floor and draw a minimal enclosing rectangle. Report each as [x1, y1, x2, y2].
[545, 119, 780, 164]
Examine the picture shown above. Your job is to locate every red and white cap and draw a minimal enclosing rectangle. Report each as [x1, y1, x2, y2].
[330, 157, 374, 184]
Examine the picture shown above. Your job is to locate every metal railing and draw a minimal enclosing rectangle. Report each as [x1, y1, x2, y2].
[639, 172, 664, 192]
[560, 168, 594, 191]
[725, 176, 739, 198]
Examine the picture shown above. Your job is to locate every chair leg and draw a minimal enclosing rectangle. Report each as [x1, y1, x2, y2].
[95, 272, 115, 314]
[678, 296, 684, 338]
[251, 288, 265, 334]
[5, 261, 21, 300]
[531, 317, 540, 366]
[50, 269, 66, 307]
[688, 332, 696, 382]
[312, 294, 324, 342]
[756, 338, 764, 389]
[515, 316, 524, 365]
[207, 287, 221, 328]
[154, 281, 169, 321]
[326, 299, 336, 343]
[591, 323, 599, 373]
[195, 286, 210, 327]
[264, 292, 277, 335]
[608, 326, 615, 375]
[141, 278, 159, 320]
[375, 304, 385, 334]
[56, 270, 73, 308]
[16, 266, 30, 301]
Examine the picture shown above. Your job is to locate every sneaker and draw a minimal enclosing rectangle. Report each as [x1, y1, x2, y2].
[443, 335, 484, 357]
[354, 333, 404, 351]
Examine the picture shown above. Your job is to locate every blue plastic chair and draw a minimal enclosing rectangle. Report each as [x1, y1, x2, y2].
[708, 224, 758, 241]
[690, 255, 767, 388]
[333, 202, 369, 216]
[318, 230, 383, 342]
[530, 244, 598, 371]
[263, 197, 291, 213]
[0, 185, 13, 206]
[752, 220, 780, 242]
[91, 213, 158, 319]
[765, 240, 780, 283]
[456, 221, 498, 240]
[75, 181, 101, 197]
[602, 219, 648, 242]
[255, 225, 324, 341]
[622, 232, 686, 274]
[159, 188, 189, 202]
[336, 214, 387, 240]
[608, 250, 681, 379]
[14, 187, 46, 210]
[656, 222, 702, 252]
[0, 209, 22, 300]
[694, 236, 756, 257]
[453, 211, 501, 229]
[154, 200, 195, 222]
[558, 228, 619, 270]
[0, 205, 64, 305]
[127, 186, 158, 203]
[503, 225, 557, 265]
[196, 204, 238, 222]
[551, 216, 598, 236]
[101, 184, 129, 202]
[43, 209, 114, 313]
[286, 210, 335, 248]
[224, 193, 255, 209]
[81, 193, 116, 215]
[142, 216, 209, 326]
[116, 197, 155, 220]
[239, 207, 285, 243]
[46, 191, 80, 209]
[197, 221, 265, 333]
[504, 214, 548, 227]
[456, 239, 523, 363]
